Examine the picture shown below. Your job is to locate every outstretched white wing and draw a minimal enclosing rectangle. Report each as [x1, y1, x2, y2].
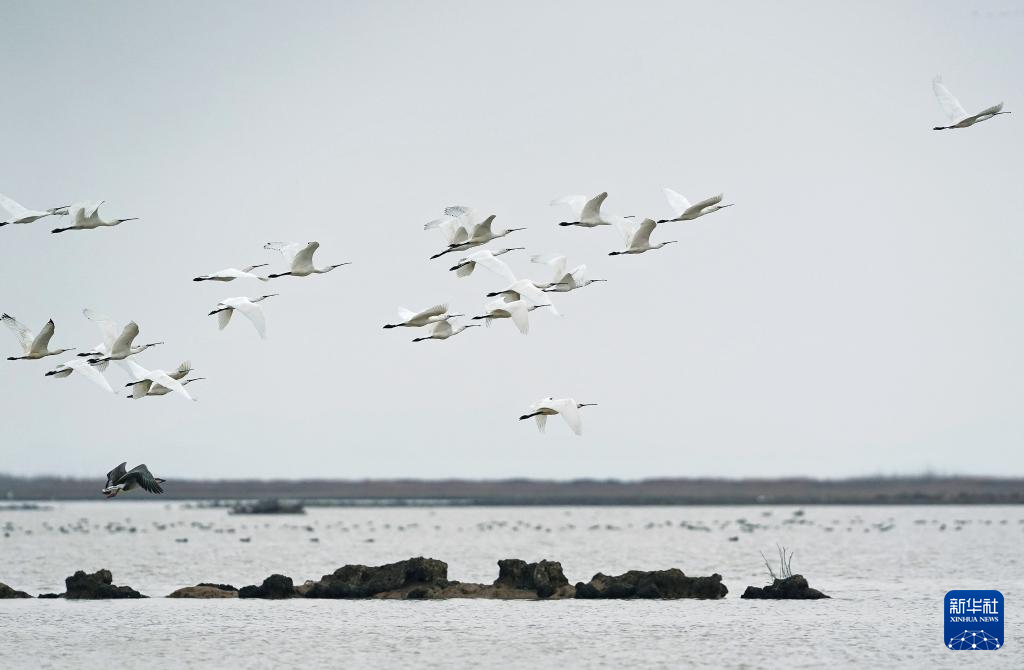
[933, 76, 968, 123]
[544, 398, 583, 436]
[472, 251, 517, 284]
[0, 193, 29, 218]
[290, 242, 319, 272]
[110, 321, 140, 356]
[2, 313, 34, 352]
[531, 253, 567, 282]
[470, 215, 497, 240]
[511, 280, 558, 316]
[505, 300, 530, 335]
[264, 241, 305, 266]
[144, 369, 195, 401]
[409, 303, 448, 322]
[217, 308, 234, 330]
[684, 194, 723, 218]
[663, 188, 692, 217]
[430, 321, 453, 338]
[550, 195, 587, 218]
[61, 358, 114, 393]
[226, 299, 267, 339]
[29, 320, 56, 355]
[580, 192, 608, 222]
[630, 219, 658, 249]
[83, 309, 120, 348]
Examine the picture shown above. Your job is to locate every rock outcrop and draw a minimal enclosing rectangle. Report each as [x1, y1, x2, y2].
[238, 574, 295, 599]
[493, 559, 572, 598]
[63, 569, 144, 599]
[740, 575, 829, 600]
[574, 569, 727, 599]
[304, 557, 448, 599]
[0, 582, 31, 598]
[168, 583, 239, 598]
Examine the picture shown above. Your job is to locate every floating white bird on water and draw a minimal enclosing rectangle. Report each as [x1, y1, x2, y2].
[530, 254, 606, 293]
[471, 299, 545, 335]
[124, 360, 196, 402]
[44, 358, 115, 393]
[609, 219, 677, 256]
[449, 248, 524, 279]
[412, 320, 480, 343]
[51, 201, 137, 234]
[383, 304, 460, 329]
[932, 76, 1010, 131]
[264, 242, 350, 279]
[2, 314, 74, 360]
[657, 189, 733, 223]
[193, 264, 269, 282]
[518, 397, 597, 436]
[209, 295, 276, 339]
[551, 191, 631, 228]
[0, 194, 68, 227]
[102, 462, 165, 498]
[430, 216, 525, 259]
[124, 360, 194, 399]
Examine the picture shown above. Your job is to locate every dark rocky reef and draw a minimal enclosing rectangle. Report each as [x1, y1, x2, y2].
[230, 499, 305, 515]
[493, 559, 572, 598]
[0, 582, 31, 598]
[63, 569, 144, 599]
[238, 574, 296, 599]
[303, 557, 448, 599]
[168, 583, 239, 598]
[741, 575, 829, 600]
[575, 569, 727, 599]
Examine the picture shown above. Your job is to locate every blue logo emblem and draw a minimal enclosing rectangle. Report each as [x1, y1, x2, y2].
[945, 590, 1003, 650]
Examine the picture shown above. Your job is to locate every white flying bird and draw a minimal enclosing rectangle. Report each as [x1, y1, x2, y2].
[471, 299, 545, 335]
[209, 295, 276, 339]
[430, 216, 525, 259]
[2, 314, 74, 360]
[411, 320, 481, 343]
[518, 397, 597, 436]
[932, 76, 1010, 131]
[131, 377, 204, 399]
[383, 304, 459, 329]
[124, 360, 194, 399]
[44, 358, 115, 393]
[657, 189, 733, 223]
[609, 218, 677, 256]
[0, 194, 68, 227]
[193, 264, 269, 282]
[449, 248, 524, 279]
[486, 279, 560, 315]
[86, 320, 163, 364]
[124, 360, 195, 402]
[551, 191, 630, 228]
[531, 254, 606, 293]
[425, 205, 479, 245]
[51, 201, 137, 234]
[264, 242, 350, 278]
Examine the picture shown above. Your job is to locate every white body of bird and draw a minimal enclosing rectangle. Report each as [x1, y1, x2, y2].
[265, 241, 350, 278]
[430, 216, 525, 259]
[411, 321, 480, 342]
[124, 361, 193, 399]
[86, 320, 163, 364]
[383, 304, 459, 329]
[658, 189, 733, 223]
[471, 299, 544, 335]
[2, 314, 74, 360]
[45, 358, 115, 393]
[518, 397, 597, 436]
[193, 264, 269, 282]
[932, 76, 1010, 130]
[449, 248, 523, 280]
[486, 279, 560, 315]
[125, 360, 196, 402]
[551, 192, 630, 228]
[531, 254, 606, 293]
[209, 295, 276, 339]
[0, 194, 67, 227]
[609, 218, 677, 256]
[51, 201, 137, 233]
[425, 206, 479, 246]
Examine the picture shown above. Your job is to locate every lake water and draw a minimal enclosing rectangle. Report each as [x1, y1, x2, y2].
[0, 503, 1020, 668]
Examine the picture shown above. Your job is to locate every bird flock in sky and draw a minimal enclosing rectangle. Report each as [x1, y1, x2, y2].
[0, 77, 1010, 494]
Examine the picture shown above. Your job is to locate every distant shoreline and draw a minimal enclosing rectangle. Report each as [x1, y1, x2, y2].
[2, 475, 1022, 505]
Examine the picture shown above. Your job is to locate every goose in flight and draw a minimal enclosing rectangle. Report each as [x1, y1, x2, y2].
[208, 295, 276, 339]
[425, 205, 478, 246]
[471, 299, 545, 335]
[430, 216, 525, 259]
[45, 358, 115, 393]
[193, 264, 269, 282]
[130, 377, 204, 399]
[264, 242, 350, 279]
[124, 360, 193, 399]
[609, 218, 677, 256]
[0, 194, 68, 227]
[932, 76, 1010, 130]
[657, 189, 733, 223]
[449, 248, 524, 279]
[51, 201, 137, 234]
[383, 304, 460, 329]
[2, 314, 74, 360]
[531, 254, 606, 293]
[86, 321, 163, 364]
[518, 397, 597, 436]
[102, 462, 165, 498]
[124, 360, 196, 402]
[412, 320, 480, 342]
[551, 191, 630, 228]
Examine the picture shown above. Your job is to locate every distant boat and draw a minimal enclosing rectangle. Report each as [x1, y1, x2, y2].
[229, 499, 306, 515]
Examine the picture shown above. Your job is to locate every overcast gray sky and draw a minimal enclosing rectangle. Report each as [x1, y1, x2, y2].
[1, 1, 1021, 480]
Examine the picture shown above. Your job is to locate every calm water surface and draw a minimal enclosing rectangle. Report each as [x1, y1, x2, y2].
[0, 503, 1020, 668]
